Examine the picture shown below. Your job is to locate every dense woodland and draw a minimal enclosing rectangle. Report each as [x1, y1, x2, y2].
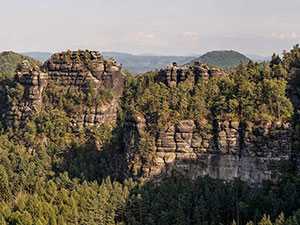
[0, 45, 299, 224]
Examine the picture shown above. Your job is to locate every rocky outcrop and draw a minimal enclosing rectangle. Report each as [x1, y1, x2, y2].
[123, 115, 292, 183]
[44, 50, 124, 97]
[7, 50, 125, 129]
[155, 60, 225, 86]
[8, 61, 48, 126]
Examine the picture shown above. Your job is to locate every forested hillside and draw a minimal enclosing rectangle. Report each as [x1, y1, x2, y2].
[189, 50, 251, 67]
[0, 51, 42, 78]
[0, 45, 299, 224]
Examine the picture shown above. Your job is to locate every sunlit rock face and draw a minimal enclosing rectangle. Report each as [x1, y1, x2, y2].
[7, 50, 125, 130]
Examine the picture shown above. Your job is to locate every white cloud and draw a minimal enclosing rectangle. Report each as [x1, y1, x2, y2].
[121, 32, 169, 47]
[269, 32, 300, 40]
[183, 31, 196, 37]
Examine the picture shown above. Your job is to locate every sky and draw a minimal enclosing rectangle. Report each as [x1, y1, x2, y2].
[0, 0, 300, 56]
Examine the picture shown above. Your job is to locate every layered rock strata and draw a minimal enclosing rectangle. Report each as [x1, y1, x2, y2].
[123, 115, 292, 183]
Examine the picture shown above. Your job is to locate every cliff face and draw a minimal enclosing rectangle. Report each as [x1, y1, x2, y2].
[7, 50, 125, 129]
[123, 116, 292, 183]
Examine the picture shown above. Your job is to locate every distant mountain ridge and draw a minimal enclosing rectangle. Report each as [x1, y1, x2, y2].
[101, 52, 195, 74]
[19, 51, 269, 74]
[245, 54, 270, 62]
[21, 52, 52, 63]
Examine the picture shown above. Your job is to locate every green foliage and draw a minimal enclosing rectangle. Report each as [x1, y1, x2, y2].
[278, 158, 294, 175]
[43, 81, 114, 115]
[7, 83, 24, 104]
[274, 212, 285, 225]
[0, 165, 11, 201]
[258, 214, 273, 225]
[50, 50, 105, 71]
[122, 60, 292, 125]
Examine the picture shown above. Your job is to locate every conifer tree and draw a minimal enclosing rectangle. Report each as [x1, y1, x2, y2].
[274, 212, 285, 225]
[258, 214, 273, 225]
[0, 165, 11, 201]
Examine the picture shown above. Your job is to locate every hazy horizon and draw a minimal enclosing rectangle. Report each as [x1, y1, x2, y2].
[1, 0, 300, 56]
[19, 50, 271, 58]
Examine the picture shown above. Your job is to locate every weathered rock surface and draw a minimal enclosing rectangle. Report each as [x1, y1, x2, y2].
[7, 50, 125, 129]
[155, 60, 225, 86]
[123, 115, 292, 183]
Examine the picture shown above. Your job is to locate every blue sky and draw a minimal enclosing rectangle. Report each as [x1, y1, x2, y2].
[0, 0, 299, 56]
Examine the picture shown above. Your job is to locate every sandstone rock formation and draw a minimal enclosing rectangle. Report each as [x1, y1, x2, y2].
[7, 50, 125, 130]
[155, 60, 225, 86]
[123, 115, 292, 183]
[5, 53, 295, 184]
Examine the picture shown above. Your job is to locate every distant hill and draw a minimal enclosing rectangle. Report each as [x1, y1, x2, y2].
[102, 52, 195, 74]
[189, 50, 251, 67]
[21, 52, 52, 62]
[0, 51, 42, 77]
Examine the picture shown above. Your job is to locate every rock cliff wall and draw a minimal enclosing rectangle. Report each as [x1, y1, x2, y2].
[123, 115, 292, 184]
